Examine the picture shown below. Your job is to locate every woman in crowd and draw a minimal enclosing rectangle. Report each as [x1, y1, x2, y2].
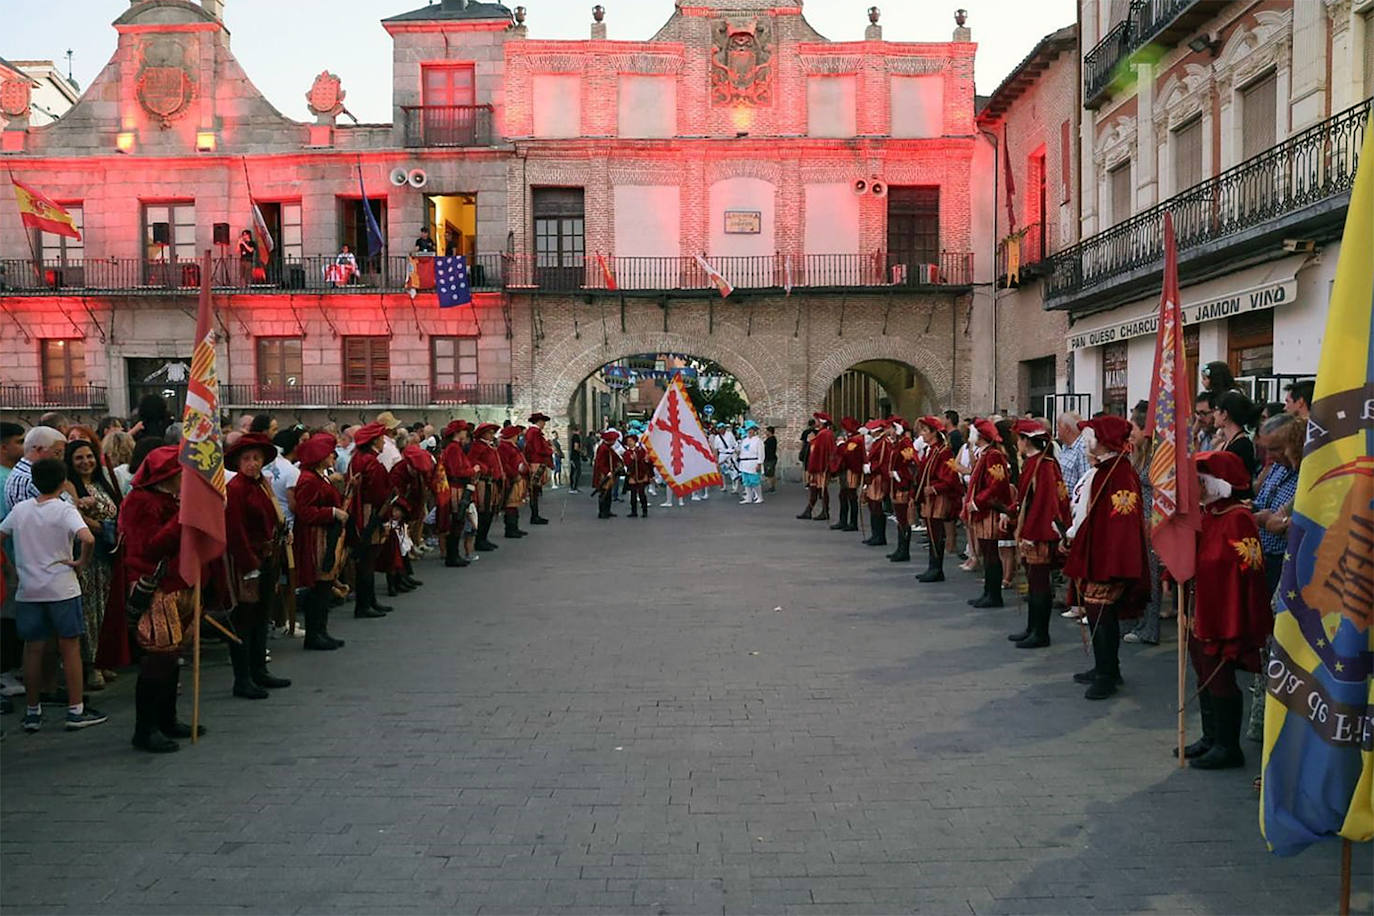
[223, 433, 291, 699]
[292, 431, 347, 651]
[1007, 418, 1068, 648]
[130, 394, 171, 442]
[119, 445, 202, 753]
[964, 418, 1014, 609]
[1212, 390, 1258, 489]
[64, 439, 121, 690]
[993, 418, 1020, 589]
[1123, 405, 1165, 646]
[1200, 361, 1239, 395]
[102, 430, 136, 494]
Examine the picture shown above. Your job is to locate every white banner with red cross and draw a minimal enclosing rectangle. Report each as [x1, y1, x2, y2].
[645, 376, 723, 496]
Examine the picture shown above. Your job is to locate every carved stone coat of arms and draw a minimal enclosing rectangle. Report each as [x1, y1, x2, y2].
[711, 18, 773, 106]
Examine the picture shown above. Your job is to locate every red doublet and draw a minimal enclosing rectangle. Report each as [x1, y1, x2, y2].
[806, 427, 837, 476]
[292, 469, 341, 587]
[118, 487, 187, 591]
[1064, 455, 1149, 616]
[348, 450, 391, 539]
[624, 444, 653, 484]
[524, 426, 554, 467]
[918, 444, 963, 519]
[225, 473, 279, 575]
[389, 458, 427, 521]
[889, 436, 917, 493]
[838, 434, 866, 477]
[468, 440, 502, 483]
[864, 437, 891, 500]
[967, 448, 1014, 521]
[592, 441, 623, 489]
[498, 438, 527, 480]
[1193, 500, 1274, 669]
[442, 441, 472, 483]
[1016, 451, 1069, 542]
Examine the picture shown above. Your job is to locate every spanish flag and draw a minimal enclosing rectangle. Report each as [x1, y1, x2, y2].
[12, 179, 81, 240]
[1260, 110, 1374, 856]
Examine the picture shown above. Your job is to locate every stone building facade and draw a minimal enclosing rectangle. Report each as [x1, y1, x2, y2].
[0, 0, 996, 469]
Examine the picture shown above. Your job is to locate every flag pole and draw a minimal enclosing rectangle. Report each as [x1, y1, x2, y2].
[1176, 584, 1186, 767]
[1338, 839, 1352, 916]
[191, 579, 202, 745]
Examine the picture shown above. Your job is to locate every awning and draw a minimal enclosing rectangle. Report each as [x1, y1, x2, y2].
[1066, 254, 1312, 351]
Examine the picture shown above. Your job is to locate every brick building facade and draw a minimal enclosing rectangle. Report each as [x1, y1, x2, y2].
[1, 0, 997, 468]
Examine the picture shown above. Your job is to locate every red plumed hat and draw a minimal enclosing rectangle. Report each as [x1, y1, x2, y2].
[296, 432, 336, 468]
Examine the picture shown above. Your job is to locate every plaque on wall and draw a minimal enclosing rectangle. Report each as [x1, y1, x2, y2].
[723, 210, 762, 234]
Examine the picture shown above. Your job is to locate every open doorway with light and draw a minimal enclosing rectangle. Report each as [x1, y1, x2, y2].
[425, 192, 481, 282]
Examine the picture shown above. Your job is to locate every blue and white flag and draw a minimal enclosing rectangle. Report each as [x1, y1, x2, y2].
[435, 255, 472, 308]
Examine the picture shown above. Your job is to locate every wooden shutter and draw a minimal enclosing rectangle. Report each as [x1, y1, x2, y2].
[1241, 73, 1277, 160]
[1173, 117, 1203, 191]
[343, 336, 388, 396]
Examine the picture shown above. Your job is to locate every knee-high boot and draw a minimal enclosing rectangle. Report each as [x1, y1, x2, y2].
[304, 586, 342, 650]
[1015, 593, 1052, 648]
[251, 617, 291, 689]
[1084, 608, 1121, 699]
[530, 492, 549, 525]
[887, 525, 910, 561]
[401, 557, 423, 589]
[814, 488, 830, 521]
[229, 613, 267, 699]
[830, 492, 849, 529]
[797, 487, 816, 519]
[843, 492, 860, 531]
[131, 667, 178, 753]
[444, 532, 469, 568]
[970, 544, 1004, 607]
[1175, 690, 1216, 759]
[916, 529, 945, 582]
[1191, 694, 1246, 769]
[160, 664, 203, 739]
[504, 508, 527, 537]
[354, 552, 387, 618]
[863, 506, 887, 546]
[475, 511, 499, 550]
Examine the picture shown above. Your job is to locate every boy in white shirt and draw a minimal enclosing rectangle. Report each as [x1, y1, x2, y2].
[0, 457, 105, 731]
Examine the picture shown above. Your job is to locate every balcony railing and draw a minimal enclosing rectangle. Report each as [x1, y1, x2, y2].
[1044, 98, 1369, 307]
[220, 382, 513, 409]
[502, 251, 975, 294]
[0, 253, 506, 296]
[1084, 0, 1221, 108]
[996, 221, 1046, 288]
[0, 385, 109, 410]
[401, 105, 495, 148]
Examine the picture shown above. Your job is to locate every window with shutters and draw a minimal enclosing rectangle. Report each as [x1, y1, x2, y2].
[431, 336, 479, 397]
[40, 339, 85, 394]
[1026, 147, 1047, 262]
[1240, 72, 1277, 161]
[886, 186, 940, 269]
[1101, 341, 1128, 417]
[342, 336, 389, 401]
[34, 204, 83, 264]
[1172, 117, 1203, 192]
[142, 201, 196, 284]
[532, 187, 585, 288]
[256, 337, 303, 393]
[1109, 162, 1132, 225]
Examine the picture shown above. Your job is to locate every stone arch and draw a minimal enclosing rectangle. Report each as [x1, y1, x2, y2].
[533, 331, 787, 428]
[807, 335, 952, 413]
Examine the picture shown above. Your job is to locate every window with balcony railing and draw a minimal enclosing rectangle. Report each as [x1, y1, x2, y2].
[342, 336, 389, 401]
[256, 336, 303, 398]
[41, 338, 84, 396]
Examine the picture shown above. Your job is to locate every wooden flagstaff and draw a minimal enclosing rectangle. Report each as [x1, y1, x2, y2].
[191, 580, 202, 745]
[1338, 839, 1352, 916]
[1176, 584, 1187, 767]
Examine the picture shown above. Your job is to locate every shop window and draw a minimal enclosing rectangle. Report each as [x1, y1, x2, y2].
[1101, 341, 1128, 417]
[41, 339, 85, 394]
[1228, 311, 1274, 385]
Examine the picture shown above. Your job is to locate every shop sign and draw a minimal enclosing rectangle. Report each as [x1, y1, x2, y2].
[1067, 276, 1296, 351]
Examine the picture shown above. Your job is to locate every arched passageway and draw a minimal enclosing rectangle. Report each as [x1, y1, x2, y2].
[821, 358, 934, 423]
[564, 353, 751, 432]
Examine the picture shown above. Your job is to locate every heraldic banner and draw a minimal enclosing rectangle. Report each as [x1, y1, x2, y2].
[1259, 111, 1373, 857]
[645, 375, 723, 497]
[178, 250, 227, 586]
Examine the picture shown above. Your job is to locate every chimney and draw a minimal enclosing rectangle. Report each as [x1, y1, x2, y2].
[591, 5, 606, 40]
[865, 6, 881, 41]
[201, 0, 224, 19]
[952, 8, 971, 41]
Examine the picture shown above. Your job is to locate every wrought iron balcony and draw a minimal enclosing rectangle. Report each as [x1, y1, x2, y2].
[1044, 98, 1369, 311]
[500, 251, 975, 294]
[401, 104, 495, 148]
[219, 382, 513, 409]
[1084, 0, 1227, 109]
[0, 385, 109, 410]
[996, 221, 1046, 288]
[0, 253, 506, 296]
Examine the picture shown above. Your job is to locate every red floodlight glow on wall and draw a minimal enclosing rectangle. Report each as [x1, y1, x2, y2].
[116, 131, 135, 153]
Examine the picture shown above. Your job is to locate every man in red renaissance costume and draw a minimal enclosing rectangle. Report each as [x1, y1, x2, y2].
[797, 412, 836, 521]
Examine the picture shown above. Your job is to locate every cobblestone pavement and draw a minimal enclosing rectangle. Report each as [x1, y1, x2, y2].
[2, 485, 1369, 915]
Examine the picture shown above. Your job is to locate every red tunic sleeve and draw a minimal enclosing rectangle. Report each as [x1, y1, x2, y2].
[928, 446, 964, 498]
[806, 429, 836, 474]
[970, 449, 1015, 517]
[891, 438, 917, 488]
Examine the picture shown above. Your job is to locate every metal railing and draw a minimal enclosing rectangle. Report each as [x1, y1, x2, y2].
[0, 253, 506, 295]
[1045, 98, 1369, 304]
[400, 105, 495, 148]
[1084, 0, 1202, 106]
[502, 251, 974, 293]
[220, 382, 513, 409]
[0, 385, 109, 410]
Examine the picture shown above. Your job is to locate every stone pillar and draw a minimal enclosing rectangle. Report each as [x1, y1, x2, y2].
[1079, 0, 1099, 237]
[1135, 63, 1157, 208]
[1289, 0, 1328, 129]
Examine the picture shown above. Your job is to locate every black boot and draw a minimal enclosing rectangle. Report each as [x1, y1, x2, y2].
[318, 596, 345, 648]
[1007, 596, 1035, 642]
[887, 526, 911, 561]
[813, 498, 830, 521]
[131, 674, 178, 753]
[251, 620, 291, 689]
[475, 513, 500, 551]
[1084, 610, 1121, 700]
[863, 508, 886, 546]
[530, 494, 549, 525]
[1175, 691, 1215, 759]
[229, 630, 268, 699]
[444, 534, 469, 568]
[916, 541, 945, 582]
[385, 574, 399, 597]
[354, 571, 386, 618]
[160, 666, 204, 739]
[304, 598, 340, 651]
[970, 554, 1004, 608]
[505, 510, 527, 536]
[830, 494, 848, 530]
[1015, 594, 1052, 648]
[402, 558, 423, 588]
[1191, 695, 1246, 769]
[843, 494, 860, 531]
